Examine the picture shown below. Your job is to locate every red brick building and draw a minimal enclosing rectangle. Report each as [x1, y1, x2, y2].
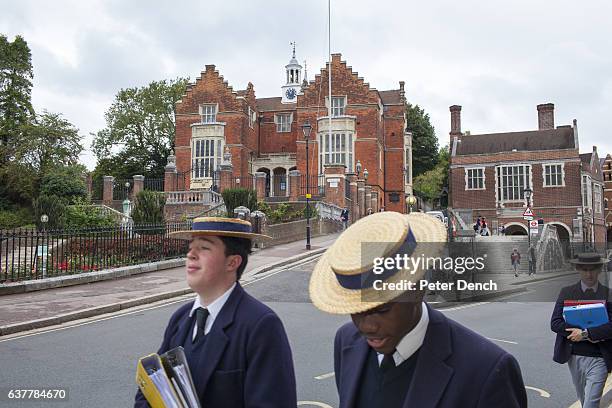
[173, 50, 412, 213]
[449, 103, 607, 246]
[602, 153, 612, 243]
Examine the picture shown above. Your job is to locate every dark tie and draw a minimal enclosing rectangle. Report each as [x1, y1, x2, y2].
[193, 307, 209, 343]
[380, 353, 396, 373]
[584, 288, 595, 298]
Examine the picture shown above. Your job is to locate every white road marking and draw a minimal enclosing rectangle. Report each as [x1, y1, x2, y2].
[0, 253, 323, 341]
[314, 372, 335, 380]
[525, 386, 550, 398]
[297, 401, 334, 408]
[485, 337, 518, 345]
[0, 294, 195, 343]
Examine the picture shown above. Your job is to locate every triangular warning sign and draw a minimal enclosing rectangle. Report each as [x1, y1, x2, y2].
[523, 207, 534, 217]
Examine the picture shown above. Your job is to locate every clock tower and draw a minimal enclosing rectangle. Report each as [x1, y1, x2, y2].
[281, 43, 302, 104]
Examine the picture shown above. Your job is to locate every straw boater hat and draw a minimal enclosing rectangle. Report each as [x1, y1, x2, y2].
[569, 253, 607, 266]
[169, 217, 271, 241]
[309, 211, 447, 315]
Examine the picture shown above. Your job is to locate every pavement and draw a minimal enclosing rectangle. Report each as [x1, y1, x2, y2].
[0, 233, 340, 335]
[0, 230, 576, 336]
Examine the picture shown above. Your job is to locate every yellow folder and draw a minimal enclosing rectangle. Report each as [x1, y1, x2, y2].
[136, 353, 183, 408]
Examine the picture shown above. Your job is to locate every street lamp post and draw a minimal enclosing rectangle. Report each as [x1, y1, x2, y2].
[407, 195, 417, 214]
[302, 120, 312, 250]
[356, 160, 362, 218]
[523, 187, 533, 275]
[363, 168, 369, 214]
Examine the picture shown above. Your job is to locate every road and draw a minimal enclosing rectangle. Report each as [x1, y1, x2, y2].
[0, 259, 606, 407]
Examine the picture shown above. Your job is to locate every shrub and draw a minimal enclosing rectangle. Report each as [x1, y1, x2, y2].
[0, 208, 34, 229]
[63, 197, 116, 229]
[222, 188, 257, 217]
[132, 190, 166, 224]
[33, 194, 67, 230]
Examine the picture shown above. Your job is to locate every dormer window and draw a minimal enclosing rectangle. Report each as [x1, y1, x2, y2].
[200, 104, 217, 123]
[331, 96, 346, 117]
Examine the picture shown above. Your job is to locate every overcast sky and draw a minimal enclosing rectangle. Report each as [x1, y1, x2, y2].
[2, 0, 611, 170]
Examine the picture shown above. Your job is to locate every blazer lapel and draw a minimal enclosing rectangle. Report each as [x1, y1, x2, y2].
[194, 284, 244, 400]
[403, 305, 454, 408]
[170, 302, 195, 349]
[339, 336, 369, 408]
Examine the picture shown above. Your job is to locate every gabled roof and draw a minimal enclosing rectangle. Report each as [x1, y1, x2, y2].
[455, 127, 575, 155]
[580, 153, 593, 166]
[379, 90, 402, 105]
[256, 97, 295, 112]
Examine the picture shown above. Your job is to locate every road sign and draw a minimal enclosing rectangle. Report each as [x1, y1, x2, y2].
[523, 207, 535, 220]
[306, 193, 312, 199]
[529, 220, 539, 235]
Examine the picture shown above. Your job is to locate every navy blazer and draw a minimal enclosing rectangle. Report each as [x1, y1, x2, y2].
[550, 281, 612, 371]
[334, 304, 527, 408]
[135, 284, 297, 407]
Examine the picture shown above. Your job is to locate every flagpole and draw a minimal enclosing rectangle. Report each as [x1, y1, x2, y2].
[328, 0, 332, 158]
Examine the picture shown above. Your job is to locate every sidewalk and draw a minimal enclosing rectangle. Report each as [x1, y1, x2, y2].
[0, 233, 340, 335]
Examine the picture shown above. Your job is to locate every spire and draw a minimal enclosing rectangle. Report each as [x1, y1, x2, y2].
[304, 60, 308, 82]
[291, 41, 296, 59]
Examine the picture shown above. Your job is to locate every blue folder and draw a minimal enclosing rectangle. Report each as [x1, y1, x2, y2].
[563, 303, 609, 329]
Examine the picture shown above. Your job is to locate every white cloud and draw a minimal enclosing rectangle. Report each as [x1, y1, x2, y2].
[1, 0, 611, 171]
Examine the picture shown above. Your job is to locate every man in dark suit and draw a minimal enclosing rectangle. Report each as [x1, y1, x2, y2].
[333, 298, 526, 408]
[135, 217, 297, 407]
[551, 252, 612, 408]
[310, 211, 527, 408]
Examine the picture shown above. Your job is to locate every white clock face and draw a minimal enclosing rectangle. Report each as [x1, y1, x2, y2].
[285, 88, 296, 100]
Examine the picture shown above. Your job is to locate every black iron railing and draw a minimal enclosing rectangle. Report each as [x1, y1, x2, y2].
[0, 223, 191, 283]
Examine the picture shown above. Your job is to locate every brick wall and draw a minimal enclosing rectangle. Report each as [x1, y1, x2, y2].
[175, 54, 409, 213]
[263, 218, 343, 247]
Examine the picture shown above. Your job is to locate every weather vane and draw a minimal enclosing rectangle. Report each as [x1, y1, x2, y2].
[290, 41, 296, 58]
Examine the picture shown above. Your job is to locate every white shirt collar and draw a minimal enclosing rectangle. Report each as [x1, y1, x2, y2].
[581, 280, 599, 293]
[378, 302, 429, 367]
[189, 282, 236, 336]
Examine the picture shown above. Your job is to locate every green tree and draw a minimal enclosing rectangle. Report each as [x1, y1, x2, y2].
[0, 111, 83, 205]
[18, 111, 83, 174]
[39, 164, 87, 204]
[91, 78, 189, 180]
[0, 34, 35, 165]
[33, 194, 67, 230]
[413, 145, 449, 202]
[406, 103, 439, 177]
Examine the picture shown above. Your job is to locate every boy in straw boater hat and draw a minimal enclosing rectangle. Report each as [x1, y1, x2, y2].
[551, 252, 612, 408]
[134, 217, 297, 408]
[309, 211, 527, 408]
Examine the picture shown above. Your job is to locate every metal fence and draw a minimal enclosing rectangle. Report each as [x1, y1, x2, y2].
[144, 178, 164, 192]
[113, 179, 132, 200]
[0, 223, 191, 283]
[300, 174, 326, 197]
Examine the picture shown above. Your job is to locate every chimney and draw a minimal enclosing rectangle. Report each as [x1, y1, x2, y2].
[450, 105, 462, 136]
[537, 103, 554, 130]
[399, 81, 405, 103]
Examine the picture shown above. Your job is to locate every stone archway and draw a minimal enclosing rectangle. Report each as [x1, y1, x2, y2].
[257, 168, 271, 197]
[549, 222, 572, 258]
[504, 222, 528, 236]
[273, 167, 288, 197]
